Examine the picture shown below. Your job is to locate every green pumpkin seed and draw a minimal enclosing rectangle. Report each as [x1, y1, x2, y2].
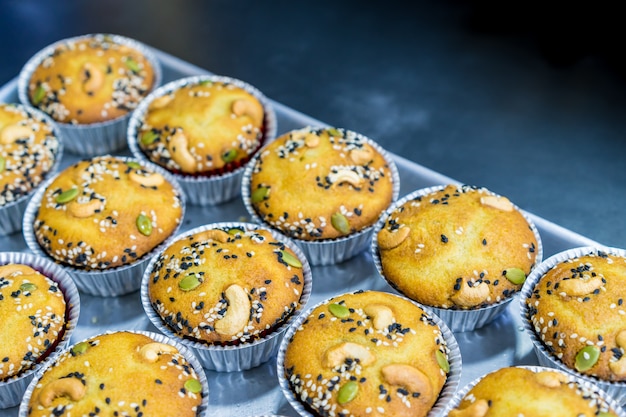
[125, 58, 140, 73]
[598, 413, 618, 417]
[198, 80, 213, 86]
[337, 381, 358, 404]
[184, 378, 202, 393]
[227, 227, 244, 235]
[504, 267, 526, 285]
[136, 214, 153, 236]
[575, 345, 600, 372]
[71, 341, 89, 355]
[436, 350, 450, 373]
[280, 250, 302, 268]
[179, 273, 202, 291]
[19, 282, 37, 292]
[0, 156, 5, 173]
[221, 149, 237, 163]
[126, 161, 142, 170]
[140, 130, 159, 145]
[328, 303, 350, 318]
[250, 186, 270, 204]
[55, 187, 79, 204]
[32, 85, 46, 105]
[331, 212, 350, 234]
[327, 127, 342, 138]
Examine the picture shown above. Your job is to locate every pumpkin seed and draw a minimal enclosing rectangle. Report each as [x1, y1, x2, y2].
[179, 273, 201, 291]
[221, 149, 237, 163]
[184, 378, 202, 393]
[227, 227, 244, 235]
[136, 214, 153, 236]
[575, 345, 600, 372]
[328, 303, 349, 318]
[0, 156, 5, 173]
[55, 187, 79, 204]
[125, 58, 140, 73]
[327, 127, 342, 138]
[250, 186, 270, 204]
[126, 161, 142, 170]
[199, 80, 213, 86]
[504, 267, 526, 285]
[19, 282, 37, 292]
[71, 341, 89, 355]
[337, 381, 358, 404]
[436, 350, 450, 373]
[598, 413, 618, 417]
[280, 250, 302, 268]
[331, 212, 350, 234]
[32, 85, 46, 105]
[140, 130, 159, 145]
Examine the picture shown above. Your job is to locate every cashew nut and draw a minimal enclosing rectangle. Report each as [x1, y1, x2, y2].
[480, 195, 513, 212]
[609, 330, 626, 377]
[377, 226, 410, 250]
[38, 377, 86, 407]
[363, 304, 394, 330]
[129, 171, 165, 187]
[68, 199, 104, 218]
[322, 342, 376, 369]
[138, 342, 179, 363]
[381, 364, 432, 400]
[535, 370, 568, 388]
[451, 281, 490, 308]
[168, 129, 197, 173]
[195, 229, 230, 244]
[0, 263, 34, 278]
[448, 399, 489, 417]
[231, 98, 263, 125]
[559, 276, 604, 297]
[328, 168, 363, 188]
[149, 94, 174, 110]
[214, 284, 251, 336]
[349, 145, 374, 165]
[81, 62, 104, 94]
[0, 124, 32, 144]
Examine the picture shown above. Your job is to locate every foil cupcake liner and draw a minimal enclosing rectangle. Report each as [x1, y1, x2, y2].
[520, 245, 626, 405]
[371, 184, 544, 332]
[141, 222, 313, 372]
[17, 329, 209, 416]
[0, 103, 64, 236]
[0, 251, 80, 409]
[241, 128, 400, 266]
[127, 74, 277, 206]
[22, 155, 186, 297]
[443, 365, 626, 416]
[276, 290, 462, 417]
[17, 33, 162, 156]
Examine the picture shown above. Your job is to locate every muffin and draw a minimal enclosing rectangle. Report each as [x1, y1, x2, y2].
[142, 222, 312, 371]
[521, 246, 626, 404]
[0, 103, 62, 236]
[243, 126, 399, 265]
[18, 33, 161, 155]
[24, 155, 184, 296]
[0, 251, 79, 409]
[446, 366, 623, 417]
[372, 184, 542, 331]
[128, 74, 276, 205]
[278, 290, 461, 417]
[20, 331, 208, 417]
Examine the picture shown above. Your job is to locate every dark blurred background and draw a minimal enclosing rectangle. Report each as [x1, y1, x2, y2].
[1, 0, 625, 248]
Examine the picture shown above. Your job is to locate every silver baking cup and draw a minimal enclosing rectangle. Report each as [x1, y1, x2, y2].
[0, 251, 80, 409]
[520, 245, 626, 405]
[17, 33, 162, 156]
[371, 184, 544, 332]
[276, 290, 462, 417]
[442, 365, 626, 416]
[127, 74, 277, 206]
[18, 329, 209, 416]
[22, 155, 186, 297]
[0, 103, 64, 236]
[141, 222, 313, 372]
[241, 127, 400, 266]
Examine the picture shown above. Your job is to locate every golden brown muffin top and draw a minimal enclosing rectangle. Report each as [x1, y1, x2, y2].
[283, 290, 451, 417]
[136, 79, 265, 175]
[249, 126, 395, 241]
[27, 331, 203, 417]
[0, 104, 60, 206]
[377, 184, 538, 309]
[26, 35, 156, 124]
[448, 367, 619, 417]
[527, 252, 626, 382]
[148, 226, 306, 345]
[33, 155, 183, 270]
[0, 263, 66, 381]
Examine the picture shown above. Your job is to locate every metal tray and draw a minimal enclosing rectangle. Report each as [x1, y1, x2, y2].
[0, 49, 600, 416]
